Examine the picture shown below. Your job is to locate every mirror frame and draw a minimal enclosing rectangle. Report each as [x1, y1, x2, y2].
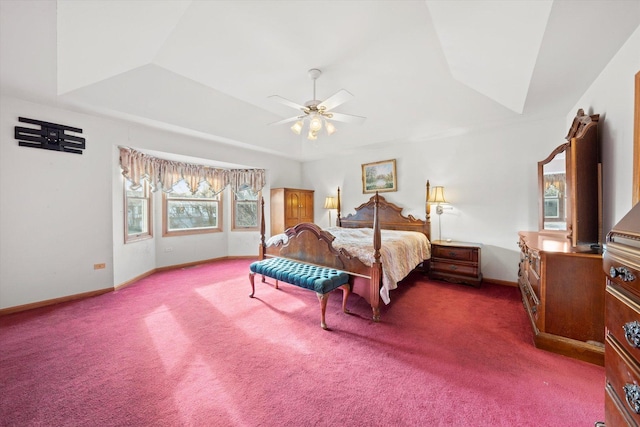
[538, 143, 570, 233]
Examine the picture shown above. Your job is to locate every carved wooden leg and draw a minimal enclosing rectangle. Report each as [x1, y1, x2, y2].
[316, 292, 329, 330]
[372, 307, 381, 322]
[340, 284, 351, 314]
[275, 279, 279, 290]
[370, 264, 382, 322]
[261, 274, 266, 283]
[249, 272, 256, 298]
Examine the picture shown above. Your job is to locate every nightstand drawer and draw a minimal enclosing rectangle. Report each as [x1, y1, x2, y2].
[431, 259, 479, 277]
[429, 241, 482, 287]
[432, 245, 477, 262]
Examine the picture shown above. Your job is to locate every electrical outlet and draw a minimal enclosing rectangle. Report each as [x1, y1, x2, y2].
[165, 247, 173, 252]
[94, 263, 106, 270]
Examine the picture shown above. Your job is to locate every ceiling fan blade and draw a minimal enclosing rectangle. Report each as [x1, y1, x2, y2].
[318, 89, 353, 111]
[269, 115, 303, 126]
[269, 95, 306, 111]
[328, 112, 366, 125]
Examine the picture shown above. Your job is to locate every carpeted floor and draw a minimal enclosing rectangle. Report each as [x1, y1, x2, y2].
[0, 258, 604, 426]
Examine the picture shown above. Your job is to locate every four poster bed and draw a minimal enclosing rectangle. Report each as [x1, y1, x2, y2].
[257, 182, 432, 321]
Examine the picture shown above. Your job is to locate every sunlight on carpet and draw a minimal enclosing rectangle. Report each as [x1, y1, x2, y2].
[144, 305, 190, 372]
[174, 355, 245, 426]
[195, 280, 314, 354]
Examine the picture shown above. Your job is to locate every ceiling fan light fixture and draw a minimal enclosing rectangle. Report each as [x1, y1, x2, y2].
[270, 68, 365, 141]
[309, 114, 323, 132]
[325, 120, 336, 135]
[291, 120, 303, 135]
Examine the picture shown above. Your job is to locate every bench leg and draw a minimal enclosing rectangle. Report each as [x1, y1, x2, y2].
[316, 292, 330, 330]
[340, 284, 351, 314]
[260, 274, 278, 289]
[249, 272, 256, 297]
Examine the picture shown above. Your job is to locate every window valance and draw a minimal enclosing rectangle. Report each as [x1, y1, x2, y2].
[119, 147, 265, 195]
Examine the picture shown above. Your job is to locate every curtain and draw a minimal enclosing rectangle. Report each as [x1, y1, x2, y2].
[119, 147, 265, 194]
[227, 169, 265, 196]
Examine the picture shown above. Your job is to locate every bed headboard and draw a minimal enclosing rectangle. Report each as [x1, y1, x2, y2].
[336, 182, 431, 242]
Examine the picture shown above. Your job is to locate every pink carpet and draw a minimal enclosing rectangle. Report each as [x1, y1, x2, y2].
[0, 258, 604, 426]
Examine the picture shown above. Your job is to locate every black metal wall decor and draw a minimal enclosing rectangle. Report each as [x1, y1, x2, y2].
[14, 117, 85, 154]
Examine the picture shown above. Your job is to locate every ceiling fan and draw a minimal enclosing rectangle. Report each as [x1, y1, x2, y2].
[269, 68, 366, 140]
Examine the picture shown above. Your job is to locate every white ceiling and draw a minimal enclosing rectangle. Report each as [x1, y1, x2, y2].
[1, 0, 639, 162]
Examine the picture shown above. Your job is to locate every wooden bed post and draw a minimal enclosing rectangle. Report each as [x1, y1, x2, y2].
[426, 180, 431, 224]
[336, 187, 341, 227]
[259, 197, 265, 260]
[370, 192, 382, 321]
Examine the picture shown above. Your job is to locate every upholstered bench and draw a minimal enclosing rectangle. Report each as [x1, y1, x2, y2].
[249, 257, 351, 329]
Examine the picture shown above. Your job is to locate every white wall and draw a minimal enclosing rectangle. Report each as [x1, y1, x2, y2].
[569, 26, 640, 232]
[1, 97, 115, 309]
[304, 115, 565, 283]
[0, 96, 300, 309]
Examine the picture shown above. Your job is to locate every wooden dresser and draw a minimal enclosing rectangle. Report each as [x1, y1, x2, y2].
[430, 240, 482, 287]
[518, 231, 605, 365]
[604, 203, 640, 425]
[270, 188, 314, 235]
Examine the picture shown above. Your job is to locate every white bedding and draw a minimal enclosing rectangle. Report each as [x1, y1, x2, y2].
[266, 227, 430, 304]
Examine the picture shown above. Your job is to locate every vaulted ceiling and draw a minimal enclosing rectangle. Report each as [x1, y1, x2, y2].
[1, 1, 638, 161]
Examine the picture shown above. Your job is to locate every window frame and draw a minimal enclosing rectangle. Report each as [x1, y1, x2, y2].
[162, 184, 223, 237]
[124, 179, 153, 243]
[232, 188, 261, 231]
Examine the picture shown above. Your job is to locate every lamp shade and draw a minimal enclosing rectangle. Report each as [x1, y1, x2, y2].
[429, 186, 448, 204]
[323, 196, 337, 209]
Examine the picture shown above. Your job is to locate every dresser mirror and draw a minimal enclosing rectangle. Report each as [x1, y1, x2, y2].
[540, 149, 568, 231]
[538, 109, 601, 247]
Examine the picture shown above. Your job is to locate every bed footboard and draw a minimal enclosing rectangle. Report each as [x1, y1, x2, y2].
[258, 195, 384, 321]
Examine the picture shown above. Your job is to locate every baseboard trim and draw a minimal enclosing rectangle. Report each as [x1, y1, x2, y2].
[483, 277, 518, 287]
[0, 287, 113, 316]
[1, 256, 257, 316]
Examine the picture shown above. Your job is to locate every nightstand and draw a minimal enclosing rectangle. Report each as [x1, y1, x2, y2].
[429, 240, 482, 287]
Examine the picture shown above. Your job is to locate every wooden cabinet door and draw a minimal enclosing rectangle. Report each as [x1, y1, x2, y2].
[299, 191, 314, 223]
[285, 191, 300, 221]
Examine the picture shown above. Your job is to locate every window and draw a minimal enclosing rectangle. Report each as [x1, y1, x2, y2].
[232, 186, 260, 231]
[124, 179, 152, 243]
[163, 180, 222, 236]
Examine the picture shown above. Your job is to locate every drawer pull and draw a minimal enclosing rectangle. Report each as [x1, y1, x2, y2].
[610, 266, 636, 282]
[623, 321, 640, 348]
[449, 265, 457, 271]
[448, 251, 457, 257]
[624, 384, 640, 414]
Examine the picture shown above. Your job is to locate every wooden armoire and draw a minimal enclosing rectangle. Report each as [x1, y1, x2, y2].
[270, 188, 314, 235]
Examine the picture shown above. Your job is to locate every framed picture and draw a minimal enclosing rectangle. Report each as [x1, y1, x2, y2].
[633, 70, 639, 205]
[362, 159, 397, 193]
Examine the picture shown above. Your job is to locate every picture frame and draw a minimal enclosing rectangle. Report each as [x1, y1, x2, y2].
[633, 70, 639, 206]
[362, 159, 397, 193]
